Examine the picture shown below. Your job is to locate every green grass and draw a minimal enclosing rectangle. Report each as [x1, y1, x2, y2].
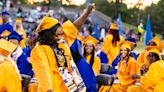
[134, 41, 146, 54]
[122, 22, 138, 32]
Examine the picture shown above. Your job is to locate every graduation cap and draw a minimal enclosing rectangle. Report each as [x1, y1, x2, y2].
[0, 30, 11, 37]
[77, 34, 84, 42]
[35, 15, 59, 33]
[126, 38, 136, 43]
[1, 11, 10, 16]
[0, 39, 17, 56]
[146, 46, 162, 53]
[83, 35, 99, 46]
[96, 41, 103, 45]
[8, 31, 23, 42]
[110, 23, 118, 30]
[151, 36, 163, 47]
[120, 41, 135, 50]
[146, 46, 162, 60]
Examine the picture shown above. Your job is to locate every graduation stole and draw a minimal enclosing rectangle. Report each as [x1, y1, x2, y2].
[53, 43, 86, 92]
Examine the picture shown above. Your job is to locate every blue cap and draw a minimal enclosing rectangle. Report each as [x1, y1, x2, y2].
[96, 42, 102, 45]
[8, 31, 23, 42]
[1, 11, 10, 16]
[126, 38, 136, 43]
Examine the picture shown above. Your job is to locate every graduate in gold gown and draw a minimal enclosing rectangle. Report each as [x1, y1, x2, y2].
[14, 18, 27, 49]
[0, 39, 22, 92]
[137, 36, 163, 72]
[83, 35, 101, 76]
[128, 46, 164, 92]
[102, 23, 124, 64]
[30, 4, 96, 92]
[109, 41, 140, 92]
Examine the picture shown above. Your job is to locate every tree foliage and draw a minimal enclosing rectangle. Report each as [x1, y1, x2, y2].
[94, 0, 164, 34]
[13, 0, 164, 33]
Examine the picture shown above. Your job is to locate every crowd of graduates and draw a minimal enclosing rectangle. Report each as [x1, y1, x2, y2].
[0, 3, 164, 92]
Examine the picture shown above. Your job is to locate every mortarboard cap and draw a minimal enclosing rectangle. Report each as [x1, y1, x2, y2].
[35, 15, 59, 33]
[146, 46, 162, 60]
[120, 41, 135, 50]
[151, 36, 163, 47]
[8, 31, 23, 42]
[83, 35, 99, 46]
[77, 34, 84, 42]
[1, 11, 10, 16]
[0, 39, 17, 56]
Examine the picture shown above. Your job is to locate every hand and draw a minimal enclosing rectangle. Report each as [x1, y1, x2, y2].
[28, 32, 38, 48]
[112, 74, 117, 78]
[141, 64, 146, 70]
[141, 64, 149, 74]
[86, 3, 95, 14]
[27, 57, 31, 63]
[132, 74, 140, 79]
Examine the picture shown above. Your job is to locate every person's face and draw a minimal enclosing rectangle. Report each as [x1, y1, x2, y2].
[85, 43, 94, 54]
[120, 48, 130, 58]
[147, 52, 156, 64]
[148, 41, 156, 46]
[9, 39, 19, 46]
[95, 44, 101, 51]
[54, 27, 64, 43]
[2, 16, 8, 23]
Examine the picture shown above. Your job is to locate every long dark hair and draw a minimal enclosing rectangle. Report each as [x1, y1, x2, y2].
[38, 23, 61, 46]
[153, 53, 160, 61]
[120, 48, 132, 63]
[109, 29, 120, 46]
[83, 44, 95, 67]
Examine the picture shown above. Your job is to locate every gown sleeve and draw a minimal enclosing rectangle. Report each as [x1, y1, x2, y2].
[62, 20, 78, 47]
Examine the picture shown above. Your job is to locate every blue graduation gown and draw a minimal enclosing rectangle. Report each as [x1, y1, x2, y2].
[97, 51, 108, 64]
[22, 46, 31, 57]
[131, 51, 138, 60]
[0, 23, 14, 34]
[17, 53, 34, 77]
[70, 39, 98, 92]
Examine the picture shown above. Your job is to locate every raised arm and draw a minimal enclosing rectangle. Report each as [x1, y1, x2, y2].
[73, 4, 95, 30]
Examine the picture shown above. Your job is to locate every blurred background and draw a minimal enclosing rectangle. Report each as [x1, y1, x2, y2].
[0, 0, 164, 52]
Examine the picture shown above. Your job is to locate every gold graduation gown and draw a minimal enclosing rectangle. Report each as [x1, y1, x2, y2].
[137, 50, 149, 69]
[110, 57, 140, 92]
[86, 55, 101, 76]
[127, 60, 164, 92]
[102, 35, 124, 64]
[30, 20, 80, 92]
[0, 60, 22, 92]
[15, 29, 27, 49]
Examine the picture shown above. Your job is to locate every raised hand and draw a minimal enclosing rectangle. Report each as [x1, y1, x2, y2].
[86, 3, 96, 14]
